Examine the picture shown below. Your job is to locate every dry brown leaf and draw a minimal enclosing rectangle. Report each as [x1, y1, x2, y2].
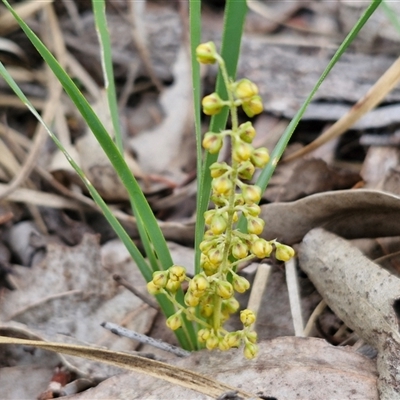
[299, 228, 400, 400]
[260, 189, 400, 244]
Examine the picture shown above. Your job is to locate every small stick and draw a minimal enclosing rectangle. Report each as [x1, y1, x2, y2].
[303, 299, 326, 337]
[247, 263, 272, 315]
[285, 258, 304, 336]
[113, 274, 159, 310]
[101, 321, 191, 358]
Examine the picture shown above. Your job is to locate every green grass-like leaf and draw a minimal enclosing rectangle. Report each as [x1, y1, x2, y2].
[1, 0, 197, 350]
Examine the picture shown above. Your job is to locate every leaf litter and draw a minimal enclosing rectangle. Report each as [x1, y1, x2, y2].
[2, 0, 400, 398]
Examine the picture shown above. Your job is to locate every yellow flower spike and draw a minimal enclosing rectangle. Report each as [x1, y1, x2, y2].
[203, 263, 219, 276]
[206, 333, 219, 350]
[275, 243, 295, 262]
[166, 313, 182, 330]
[204, 210, 216, 226]
[147, 281, 162, 295]
[210, 214, 228, 235]
[196, 41, 218, 64]
[184, 291, 200, 307]
[231, 242, 248, 260]
[240, 309, 256, 327]
[152, 271, 168, 288]
[247, 216, 265, 235]
[216, 280, 234, 299]
[165, 279, 181, 293]
[212, 176, 233, 196]
[244, 342, 259, 359]
[245, 330, 258, 344]
[198, 328, 211, 343]
[242, 95, 263, 118]
[233, 79, 259, 100]
[242, 185, 262, 204]
[251, 147, 270, 168]
[239, 121, 256, 143]
[233, 275, 250, 293]
[233, 142, 254, 162]
[169, 265, 186, 283]
[237, 160, 255, 180]
[251, 238, 273, 258]
[202, 93, 225, 116]
[202, 132, 223, 154]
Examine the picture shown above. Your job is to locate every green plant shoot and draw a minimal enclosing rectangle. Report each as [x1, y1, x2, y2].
[146, 42, 295, 359]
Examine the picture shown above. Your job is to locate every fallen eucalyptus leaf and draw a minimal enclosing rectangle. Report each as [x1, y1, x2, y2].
[299, 228, 400, 400]
[260, 189, 400, 244]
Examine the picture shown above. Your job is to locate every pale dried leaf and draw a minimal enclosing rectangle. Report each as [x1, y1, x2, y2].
[299, 228, 400, 399]
[260, 189, 400, 244]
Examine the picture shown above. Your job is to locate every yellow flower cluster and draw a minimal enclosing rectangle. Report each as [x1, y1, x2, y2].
[147, 42, 295, 359]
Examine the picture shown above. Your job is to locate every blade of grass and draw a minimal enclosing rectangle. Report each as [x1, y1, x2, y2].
[381, 1, 400, 35]
[92, 0, 163, 277]
[193, 0, 248, 273]
[1, 0, 197, 350]
[1, 0, 173, 270]
[236, 0, 382, 233]
[92, 0, 124, 155]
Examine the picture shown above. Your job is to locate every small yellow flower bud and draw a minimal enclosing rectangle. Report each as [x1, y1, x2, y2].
[216, 280, 234, 299]
[210, 214, 227, 235]
[196, 41, 217, 64]
[233, 79, 259, 100]
[200, 303, 214, 318]
[242, 185, 261, 204]
[251, 147, 270, 168]
[199, 238, 214, 253]
[231, 242, 248, 260]
[251, 238, 273, 258]
[189, 274, 209, 294]
[239, 121, 256, 143]
[166, 313, 182, 330]
[233, 142, 253, 162]
[222, 297, 240, 314]
[165, 279, 181, 293]
[245, 203, 261, 217]
[206, 334, 219, 350]
[186, 307, 197, 321]
[147, 280, 162, 295]
[212, 176, 233, 196]
[275, 243, 295, 262]
[202, 93, 225, 116]
[169, 265, 186, 282]
[198, 328, 211, 343]
[208, 247, 223, 265]
[237, 161, 255, 180]
[203, 263, 218, 276]
[240, 309, 256, 327]
[210, 162, 230, 178]
[233, 275, 250, 293]
[225, 332, 242, 348]
[245, 330, 258, 344]
[202, 132, 223, 154]
[184, 291, 200, 307]
[152, 271, 168, 288]
[242, 95, 263, 118]
[244, 342, 258, 359]
[247, 217, 265, 235]
[218, 337, 230, 351]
